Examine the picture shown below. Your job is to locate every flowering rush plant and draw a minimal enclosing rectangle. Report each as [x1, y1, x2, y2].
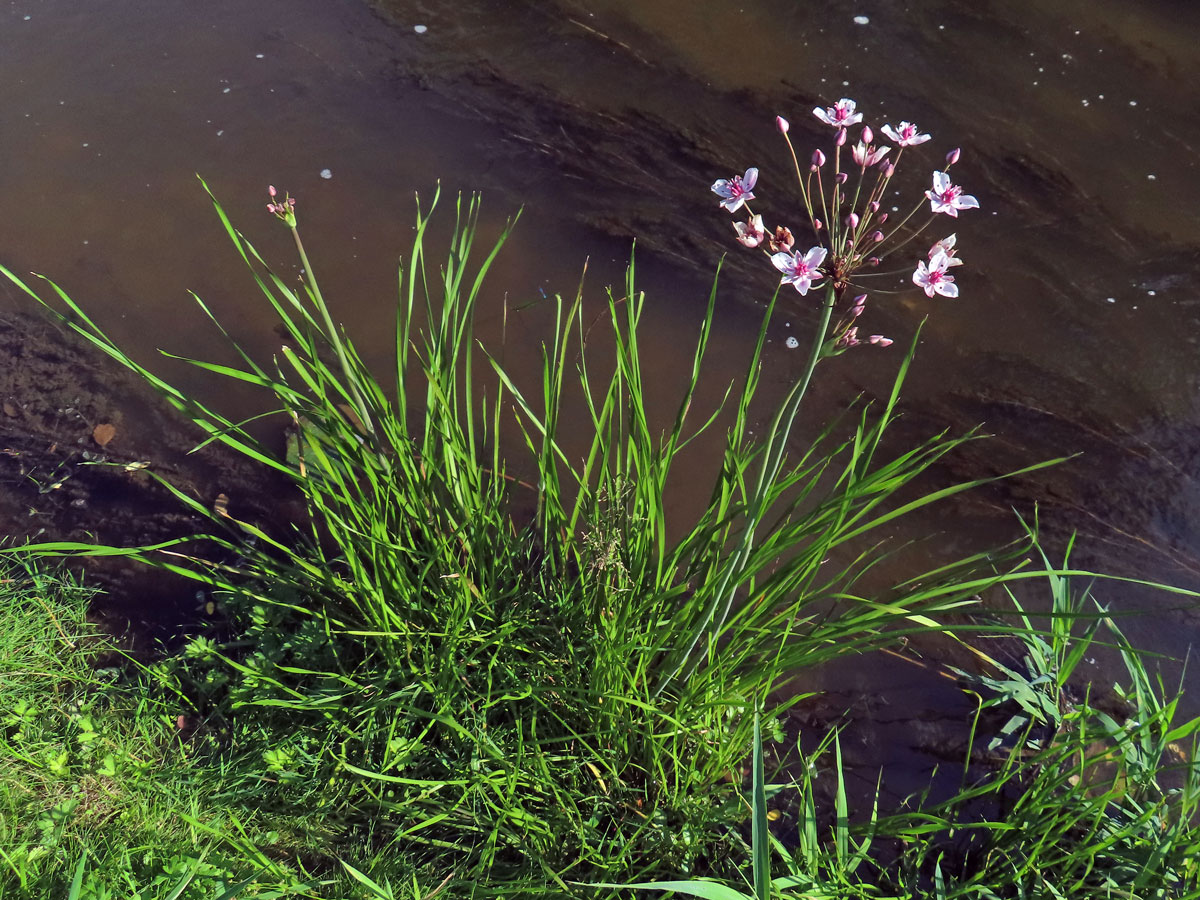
[711, 98, 977, 353]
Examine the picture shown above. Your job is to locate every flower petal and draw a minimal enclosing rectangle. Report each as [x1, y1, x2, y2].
[937, 281, 960, 298]
[771, 251, 796, 273]
[931, 170, 950, 193]
[802, 245, 828, 269]
[742, 167, 759, 190]
[954, 194, 980, 210]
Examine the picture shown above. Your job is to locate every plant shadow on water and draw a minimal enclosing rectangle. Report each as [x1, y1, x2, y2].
[0, 166, 1198, 896]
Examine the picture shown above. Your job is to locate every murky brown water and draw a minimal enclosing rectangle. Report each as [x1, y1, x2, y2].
[3, 0, 1199, 790]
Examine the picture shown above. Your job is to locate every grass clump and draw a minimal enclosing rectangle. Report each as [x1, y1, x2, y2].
[0, 184, 1197, 898]
[0, 559, 292, 898]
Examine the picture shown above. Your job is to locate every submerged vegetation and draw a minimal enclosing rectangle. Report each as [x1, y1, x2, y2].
[1, 102, 1199, 897]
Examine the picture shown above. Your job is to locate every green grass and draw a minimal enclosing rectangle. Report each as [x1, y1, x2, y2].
[0, 185, 1197, 898]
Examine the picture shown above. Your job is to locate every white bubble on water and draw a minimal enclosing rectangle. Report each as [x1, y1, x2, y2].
[255, 53, 265, 59]
[414, 24, 428, 33]
[320, 168, 333, 180]
[1147, 174, 1157, 180]
[785, 336, 800, 349]
[853, 15, 869, 24]
[1105, 297, 1116, 303]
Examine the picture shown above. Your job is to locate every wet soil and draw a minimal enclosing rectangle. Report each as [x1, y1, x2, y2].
[0, 306, 289, 638]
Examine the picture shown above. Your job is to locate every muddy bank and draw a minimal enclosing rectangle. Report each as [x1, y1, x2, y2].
[0, 306, 289, 637]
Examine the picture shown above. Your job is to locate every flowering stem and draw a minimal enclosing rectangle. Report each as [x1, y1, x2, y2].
[875, 212, 937, 263]
[781, 132, 813, 220]
[660, 281, 838, 693]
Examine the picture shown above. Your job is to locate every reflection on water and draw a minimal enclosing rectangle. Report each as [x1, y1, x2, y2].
[2, 0, 1199, 777]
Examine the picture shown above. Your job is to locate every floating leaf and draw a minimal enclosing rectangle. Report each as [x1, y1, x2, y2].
[2, 401, 17, 417]
[92, 423, 116, 447]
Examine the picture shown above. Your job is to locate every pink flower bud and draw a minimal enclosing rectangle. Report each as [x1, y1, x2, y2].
[846, 213, 860, 229]
[813, 219, 823, 231]
[266, 203, 276, 213]
[946, 147, 961, 166]
[268, 185, 277, 198]
[878, 212, 889, 224]
[851, 294, 867, 317]
[861, 125, 873, 144]
[869, 201, 879, 213]
[870, 230, 884, 242]
[836, 128, 847, 147]
[867, 257, 880, 267]
[868, 335, 894, 347]
[881, 162, 896, 178]
[834, 172, 848, 184]
[812, 149, 826, 168]
[776, 115, 790, 134]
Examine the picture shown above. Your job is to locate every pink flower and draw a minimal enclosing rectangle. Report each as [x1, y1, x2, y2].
[771, 245, 828, 295]
[813, 98, 863, 129]
[928, 234, 964, 267]
[852, 140, 890, 168]
[912, 252, 959, 298]
[711, 168, 758, 213]
[733, 214, 766, 248]
[926, 171, 979, 217]
[881, 121, 931, 146]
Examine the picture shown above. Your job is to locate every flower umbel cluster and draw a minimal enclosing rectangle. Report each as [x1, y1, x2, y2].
[710, 99, 978, 351]
[266, 184, 297, 228]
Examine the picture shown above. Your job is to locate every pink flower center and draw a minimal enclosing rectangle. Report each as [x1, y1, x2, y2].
[730, 179, 748, 197]
[927, 268, 946, 285]
[939, 185, 961, 204]
[901, 125, 916, 140]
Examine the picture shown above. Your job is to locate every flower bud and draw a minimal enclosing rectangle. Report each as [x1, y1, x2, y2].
[867, 256, 880, 267]
[846, 213, 860, 229]
[946, 147, 961, 166]
[776, 115, 790, 134]
[882, 162, 896, 177]
[868, 335, 894, 347]
[813, 219, 823, 231]
[870, 230, 884, 242]
[851, 294, 867, 316]
[268, 185, 277, 198]
[811, 149, 826, 168]
[869, 201, 879, 213]
[877, 212, 888, 224]
[836, 128, 847, 147]
[834, 172, 848, 184]
[862, 125, 873, 144]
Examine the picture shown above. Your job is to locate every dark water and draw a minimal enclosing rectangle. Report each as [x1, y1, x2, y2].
[3, 0, 1200, 793]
